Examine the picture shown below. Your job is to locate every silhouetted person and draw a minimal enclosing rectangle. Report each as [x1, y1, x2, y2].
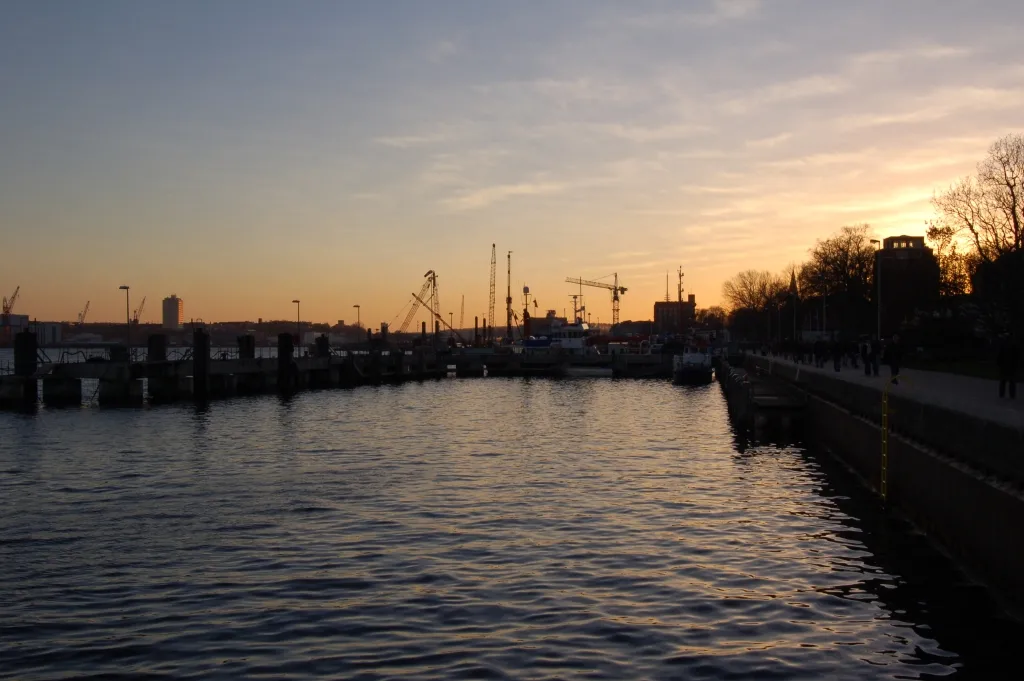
[870, 337, 881, 376]
[997, 334, 1019, 399]
[831, 337, 842, 372]
[887, 334, 902, 385]
[861, 339, 871, 376]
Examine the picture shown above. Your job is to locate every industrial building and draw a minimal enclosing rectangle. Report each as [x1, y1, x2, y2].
[653, 295, 696, 334]
[162, 295, 184, 330]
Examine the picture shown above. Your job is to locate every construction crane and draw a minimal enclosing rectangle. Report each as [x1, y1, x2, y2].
[2, 285, 20, 323]
[411, 290, 466, 344]
[132, 296, 146, 325]
[488, 244, 496, 340]
[565, 274, 627, 326]
[77, 301, 90, 326]
[426, 270, 440, 326]
[399, 277, 434, 333]
[459, 294, 464, 331]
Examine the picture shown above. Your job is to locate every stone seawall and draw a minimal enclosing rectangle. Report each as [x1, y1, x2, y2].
[742, 354, 1024, 614]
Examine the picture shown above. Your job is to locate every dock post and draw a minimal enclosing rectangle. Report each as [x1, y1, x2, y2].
[315, 334, 330, 358]
[238, 334, 256, 360]
[193, 328, 210, 401]
[147, 334, 167, 363]
[277, 333, 296, 393]
[14, 330, 38, 405]
[14, 330, 37, 379]
[42, 374, 81, 406]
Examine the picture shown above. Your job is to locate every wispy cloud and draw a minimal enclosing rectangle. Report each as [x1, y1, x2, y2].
[746, 132, 792, 149]
[719, 75, 849, 115]
[373, 132, 451, 148]
[441, 181, 569, 211]
[849, 44, 972, 68]
[836, 86, 1024, 130]
[427, 39, 460, 63]
[623, 0, 761, 30]
[593, 122, 711, 143]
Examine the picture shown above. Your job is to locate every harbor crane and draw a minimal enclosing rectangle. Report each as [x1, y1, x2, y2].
[488, 244, 496, 340]
[411, 290, 466, 344]
[77, 301, 90, 326]
[398, 270, 440, 334]
[132, 296, 146, 325]
[2, 285, 20, 323]
[565, 274, 627, 326]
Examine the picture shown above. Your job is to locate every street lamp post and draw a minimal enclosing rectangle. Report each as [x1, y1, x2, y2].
[292, 299, 301, 342]
[870, 239, 882, 340]
[118, 285, 130, 356]
[353, 304, 361, 329]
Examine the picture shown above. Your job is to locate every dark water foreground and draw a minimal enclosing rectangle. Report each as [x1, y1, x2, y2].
[1, 379, 1019, 680]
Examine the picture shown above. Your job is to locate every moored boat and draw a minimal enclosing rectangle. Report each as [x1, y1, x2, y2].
[672, 345, 714, 384]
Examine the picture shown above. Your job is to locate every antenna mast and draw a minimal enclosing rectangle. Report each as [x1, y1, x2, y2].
[505, 251, 513, 339]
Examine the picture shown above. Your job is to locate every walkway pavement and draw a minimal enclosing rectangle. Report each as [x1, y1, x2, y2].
[763, 355, 1024, 430]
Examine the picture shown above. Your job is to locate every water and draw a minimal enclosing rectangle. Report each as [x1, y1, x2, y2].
[1, 379, 1019, 679]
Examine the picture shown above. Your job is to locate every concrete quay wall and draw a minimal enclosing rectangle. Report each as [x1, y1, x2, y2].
[741, 355, 1024, 613]
[745, 354, 1024, 488]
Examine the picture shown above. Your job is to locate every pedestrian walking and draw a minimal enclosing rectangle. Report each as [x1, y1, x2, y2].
[861, 338, 871, 376]
[887, 334, 903, 385]
[870, 337, 881, 377]
[831, 336, 842, 372]
[997, 333, 1020, 399]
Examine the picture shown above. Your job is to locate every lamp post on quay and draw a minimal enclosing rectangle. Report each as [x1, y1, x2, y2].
[870, 239, 882, 340]
[118, 285, 130, 355]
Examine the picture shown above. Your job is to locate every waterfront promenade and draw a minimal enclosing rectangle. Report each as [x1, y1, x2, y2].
[762, 354, 1024, 430]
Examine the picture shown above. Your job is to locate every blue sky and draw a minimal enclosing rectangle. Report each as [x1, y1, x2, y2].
[2, 1, 1022, 325]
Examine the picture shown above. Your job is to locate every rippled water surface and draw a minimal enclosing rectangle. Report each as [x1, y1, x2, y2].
[1, 379, 1019, 679]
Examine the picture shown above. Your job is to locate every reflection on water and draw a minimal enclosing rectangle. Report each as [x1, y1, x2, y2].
[1, 378, 1019, 679]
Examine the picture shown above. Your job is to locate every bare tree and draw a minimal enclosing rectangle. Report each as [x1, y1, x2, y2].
[696, 306, 727, 329]
[926, 222, 976, 297]
[797, 224, 875, 300]
[933, 134, 1024, 262]
[722, 270, 785, 311]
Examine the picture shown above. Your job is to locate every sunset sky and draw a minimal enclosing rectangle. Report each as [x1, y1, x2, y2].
[2, 1, 1022, 326]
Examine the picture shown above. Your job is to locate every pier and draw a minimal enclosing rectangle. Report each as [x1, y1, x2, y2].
[0, 330, 675, 409]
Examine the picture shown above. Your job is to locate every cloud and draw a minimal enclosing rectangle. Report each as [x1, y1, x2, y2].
[848, 44, 972, 69]
[441, 181, 569, 211]
[623, 0, 760, 29]
[678, 184, 754, 195]
[747, 132, 792, 149]
[836, 86, 1024, 130]
[592, 122, 711, 143]
[373, 133, 450, 148]
[719, 75, 849, 115]
[428, 40, 459, 63]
